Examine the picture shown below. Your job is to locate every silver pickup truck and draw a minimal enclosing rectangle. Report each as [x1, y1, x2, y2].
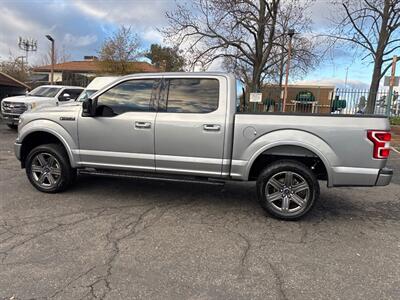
[14, 72, 393, 220]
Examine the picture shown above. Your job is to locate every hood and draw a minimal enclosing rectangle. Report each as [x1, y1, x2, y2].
[32, 102, 82, 114]
[2, 95, 54, 104]
[19, 101, 81, 128]
[59, 101, 83, 107]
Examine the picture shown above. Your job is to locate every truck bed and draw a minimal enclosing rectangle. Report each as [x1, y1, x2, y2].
[231, 113, 390, 187]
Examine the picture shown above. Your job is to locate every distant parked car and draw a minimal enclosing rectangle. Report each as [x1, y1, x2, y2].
[76, 77, 119, 102]
[1, 85, 84, 129]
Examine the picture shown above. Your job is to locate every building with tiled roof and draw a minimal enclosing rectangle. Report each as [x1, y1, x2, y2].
[31, 56, 159, 86]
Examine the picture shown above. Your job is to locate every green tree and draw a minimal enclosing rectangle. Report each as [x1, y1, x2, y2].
[97, 26, 142, 75]
[145, 44, 185, 71]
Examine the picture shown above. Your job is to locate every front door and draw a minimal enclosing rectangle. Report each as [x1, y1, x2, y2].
[154, 77, 226, 177]
[78, 78, 160, 171]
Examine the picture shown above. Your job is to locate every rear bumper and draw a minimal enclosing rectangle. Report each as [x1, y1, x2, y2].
[375, 168, 393, 186]
[331, 166, 393, 187]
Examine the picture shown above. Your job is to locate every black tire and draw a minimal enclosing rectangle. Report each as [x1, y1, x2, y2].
[7, 124, 18, 130]
[256, 160, 319, 220]
[25, 143, 76, 193]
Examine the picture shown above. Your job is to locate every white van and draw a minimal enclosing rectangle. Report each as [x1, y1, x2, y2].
[76, 77, 119, 102]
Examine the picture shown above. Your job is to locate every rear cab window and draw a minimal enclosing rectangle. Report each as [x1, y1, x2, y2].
[164, 78, 219, 113]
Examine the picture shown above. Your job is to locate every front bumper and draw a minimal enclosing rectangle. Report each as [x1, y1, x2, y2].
[14, 142, 22, 161]
[375, 168, 393, 186]
[2, 113, 20, 124]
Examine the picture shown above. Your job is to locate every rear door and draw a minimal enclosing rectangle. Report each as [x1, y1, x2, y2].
[154, 76, 227, 177]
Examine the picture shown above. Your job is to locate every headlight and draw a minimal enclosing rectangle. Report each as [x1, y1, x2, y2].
[25, 102, 37, 110]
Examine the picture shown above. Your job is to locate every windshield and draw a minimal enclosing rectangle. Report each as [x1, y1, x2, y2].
[76, 89, 97, 102]
[28, 86, 62, 98]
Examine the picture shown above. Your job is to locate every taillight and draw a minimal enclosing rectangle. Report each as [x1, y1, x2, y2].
[367, 130, 391, 159]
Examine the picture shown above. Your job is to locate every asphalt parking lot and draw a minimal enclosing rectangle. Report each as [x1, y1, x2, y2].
[0, 120, 399, 300]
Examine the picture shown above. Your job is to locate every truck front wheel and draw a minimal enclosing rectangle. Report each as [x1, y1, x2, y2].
[256, 160, 319, 220]
[25, 144, 76, 193]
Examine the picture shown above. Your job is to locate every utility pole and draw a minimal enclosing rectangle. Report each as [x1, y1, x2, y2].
[386, 55, 398, 116]
[15, 56, 25, 72]
[344, 67, 349, 89]
[46, 35, 55, 85]
[18, 37, 37, 65]
[282, 29, 295, 112]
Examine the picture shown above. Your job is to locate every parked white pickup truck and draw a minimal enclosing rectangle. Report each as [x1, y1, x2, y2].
[1, 85, 83, 129]
[14, 72, 393, 220]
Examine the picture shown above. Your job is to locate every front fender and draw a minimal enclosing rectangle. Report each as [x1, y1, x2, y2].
[18, 119, 79, 167]
[232, 129, 339, 185]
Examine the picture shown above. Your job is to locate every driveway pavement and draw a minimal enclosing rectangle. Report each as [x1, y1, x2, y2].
[0, 121, 399, 300]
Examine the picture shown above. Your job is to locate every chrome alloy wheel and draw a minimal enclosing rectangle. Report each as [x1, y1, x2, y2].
[265, 171, 310, 214]
[30, 152, 62, 189]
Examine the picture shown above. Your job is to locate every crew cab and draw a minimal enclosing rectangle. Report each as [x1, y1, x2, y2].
[1, 85, 83, 129]
[14, 72, 393, 220]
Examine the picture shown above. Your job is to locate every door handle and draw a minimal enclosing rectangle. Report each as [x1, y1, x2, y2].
[203, 124, 221, 131]
[135, 121, 152, 129]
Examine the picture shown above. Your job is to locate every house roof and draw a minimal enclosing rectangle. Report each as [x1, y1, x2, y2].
[0, 72, 30, 89]
[32, 60, 159, 73]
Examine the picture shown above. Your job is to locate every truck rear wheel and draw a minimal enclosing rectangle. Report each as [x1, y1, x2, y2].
[256, 160, 319, 220]
[25, 144, 76, 193]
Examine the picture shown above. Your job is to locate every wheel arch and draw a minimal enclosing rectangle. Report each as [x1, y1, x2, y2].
[241, 130, 338, 186]
[249, 144, 329, 182]
[19, 120, 77, 168]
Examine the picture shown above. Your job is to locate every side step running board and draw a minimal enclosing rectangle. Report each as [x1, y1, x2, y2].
[78, 168, 225, 186]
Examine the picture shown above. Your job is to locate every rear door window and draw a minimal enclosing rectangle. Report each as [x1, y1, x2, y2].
[165, 78, 219, 113]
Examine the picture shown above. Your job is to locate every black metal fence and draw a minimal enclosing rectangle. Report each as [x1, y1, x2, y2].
[241, 88, 399, 116]
[331, 89, 399, 116]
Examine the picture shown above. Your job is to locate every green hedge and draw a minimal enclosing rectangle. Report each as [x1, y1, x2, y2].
[390, 117, 400, 126]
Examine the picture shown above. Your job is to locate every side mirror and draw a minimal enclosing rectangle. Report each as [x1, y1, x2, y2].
[59, 93, 72, 101]
[82, 98, 95, 117]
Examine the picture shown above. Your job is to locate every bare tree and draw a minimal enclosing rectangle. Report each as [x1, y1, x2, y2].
[97, 26, 142, 75]
[221, 0, 318, 90]
[329, 0, 400, 113]
[163, 0, 281, 92]
[269, 0, 318, 88]
[0, 52, 29, 82]
[40, 44, 71, 66]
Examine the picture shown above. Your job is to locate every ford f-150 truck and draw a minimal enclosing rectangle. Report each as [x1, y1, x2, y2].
[14, 72, 393, 220]
[1, 85, 83, 129]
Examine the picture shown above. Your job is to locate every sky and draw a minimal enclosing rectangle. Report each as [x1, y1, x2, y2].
[0, 0, 392, 89]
